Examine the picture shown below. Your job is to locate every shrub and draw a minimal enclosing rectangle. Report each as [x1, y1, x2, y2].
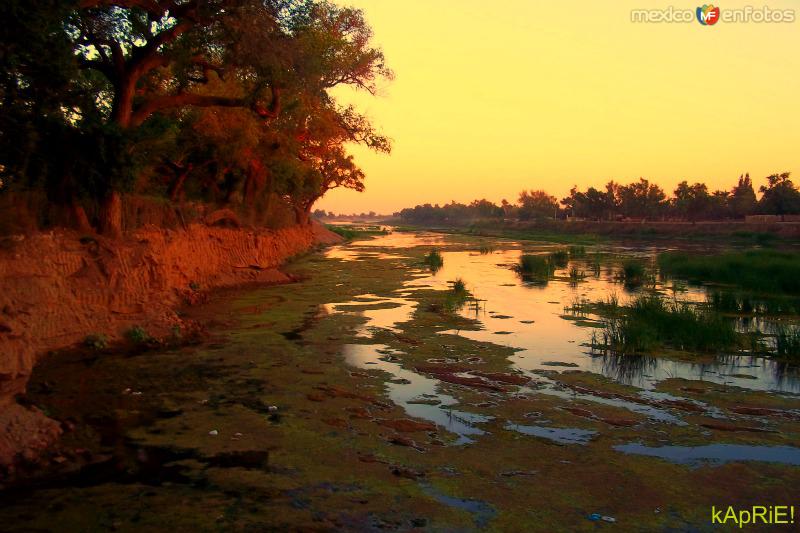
[84, 333, 108, 350]
[423, 250, 444, 271]
[125, 325, 151, 345]
[619, 259, 646, 287]
[516, 254, 553, 283]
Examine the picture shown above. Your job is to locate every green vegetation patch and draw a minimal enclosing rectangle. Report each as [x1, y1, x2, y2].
[658, 249, 800, 295]
[594, 295, 739, 354]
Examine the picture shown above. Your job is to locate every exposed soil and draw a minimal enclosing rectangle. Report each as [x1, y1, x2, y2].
[0, 221, 341, 469]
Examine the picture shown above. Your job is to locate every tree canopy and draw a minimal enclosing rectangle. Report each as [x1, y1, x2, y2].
[398, 173, 800, 225]
[0, 0, 391, 234]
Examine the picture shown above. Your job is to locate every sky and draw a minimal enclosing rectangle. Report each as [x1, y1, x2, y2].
[318, 0, 800, 215]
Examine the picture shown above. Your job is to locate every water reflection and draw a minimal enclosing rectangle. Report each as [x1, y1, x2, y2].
[321, 231, 800, 447]
[614, 442, 800, 466]
[342, 344, 491, 444]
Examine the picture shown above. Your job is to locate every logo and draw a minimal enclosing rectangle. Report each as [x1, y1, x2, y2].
[697, 4, 721, 25]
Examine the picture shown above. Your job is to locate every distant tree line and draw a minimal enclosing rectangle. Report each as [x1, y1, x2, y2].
[398, 173, 800, 224]
[0, 0, 390, 235]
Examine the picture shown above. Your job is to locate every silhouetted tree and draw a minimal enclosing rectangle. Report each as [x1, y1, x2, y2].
[729, 173, 757, 218]
[616, 178, 667, 219]
[672, 181, 711, 221]
[758, 172, 800, 215]
[518, 190, 558, 220]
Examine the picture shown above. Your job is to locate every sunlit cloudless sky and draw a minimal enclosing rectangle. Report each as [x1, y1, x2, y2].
[319, 0, 800, 214]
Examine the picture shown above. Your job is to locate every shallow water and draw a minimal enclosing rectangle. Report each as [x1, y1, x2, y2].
[5, 229, 799, 531]
[614, 442, 800, 466]
[327, 231, 800, 394]
[322, 230, 800, 449]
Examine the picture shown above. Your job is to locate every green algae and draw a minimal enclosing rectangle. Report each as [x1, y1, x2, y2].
[4, 236, 800, 532]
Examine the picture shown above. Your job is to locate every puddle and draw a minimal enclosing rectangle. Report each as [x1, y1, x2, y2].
[614, 443, 800, 467]
[342, 344, 491, 443]
[504, 422, 597, 445]
[322, 293, 417, 337]
[420, 484, 496, 529]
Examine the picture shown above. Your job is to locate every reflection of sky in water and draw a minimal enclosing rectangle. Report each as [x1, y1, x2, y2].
[399, 246, 800, 393]
[342, 344, 490, 444]
[322, 294, 416, 337]
[614, 442, 800, 466]
[320, 231, 800, 448]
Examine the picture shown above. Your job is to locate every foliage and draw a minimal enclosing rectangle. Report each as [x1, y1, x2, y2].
[517, 190, 559, 220]
[568, 245, 586, 257]
[619, 259, 646, 287]
[758, 173, 800, 215]
[774, 325, 800, 358]
[549, 249, 569, 268]
[597, 295, 739, 354]
[0, 0, 391, 233]
[125, 325, 151, 345]
[399, 172, 800, 228]
[423, 250, 444, 272]
[658, 250, 800, 295]
[325, 223, 386, 240]
[84, 333, 108, 351]
[516, 254, 553, 283]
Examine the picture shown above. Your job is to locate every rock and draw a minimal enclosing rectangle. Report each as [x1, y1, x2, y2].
[208, 429, 219, 436]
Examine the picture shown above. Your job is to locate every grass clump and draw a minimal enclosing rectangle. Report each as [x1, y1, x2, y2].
[549, 249, 569, 268]
[568, 266, 585, 283]
[125, 325, 151, 345]
[430, 277, 471, 313]
[326, 224, 388, 241]
[618, 259, 646, 287]
[451, 277, 467, 294]
[595, 295, 738, 354]
[568, 245, 586, 258]
[658, 249, 800, 295]
[774, 326, 800, 358]
[477, 243, 495, 255]
[423, 249, 444, 272]
[516, 254, 553, 283]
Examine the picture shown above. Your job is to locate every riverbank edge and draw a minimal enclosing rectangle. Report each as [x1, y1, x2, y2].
[0, 221, 342, 471]
[383, 219, 800, 244]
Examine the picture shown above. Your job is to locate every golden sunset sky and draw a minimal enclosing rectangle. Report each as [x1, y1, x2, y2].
[319, 0, 800, 214]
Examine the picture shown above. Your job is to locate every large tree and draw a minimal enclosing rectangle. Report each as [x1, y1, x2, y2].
[60, 0, 390, 233]
[729, 173, 757, 218]
[758, 172, 800, 215]
[518, 189, 559, 220]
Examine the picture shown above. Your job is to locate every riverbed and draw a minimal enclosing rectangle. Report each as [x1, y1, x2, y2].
[2, 229, 799, 531]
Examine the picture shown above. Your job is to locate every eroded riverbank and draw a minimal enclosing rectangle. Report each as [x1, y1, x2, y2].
[2, 230, 799, 531]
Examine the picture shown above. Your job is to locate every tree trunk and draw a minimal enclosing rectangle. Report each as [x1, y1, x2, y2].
[99, 191, 123, 238]
[69, 198, 93, 234]
[112, 77, 135, 129]
[293, 205, 309, 226]
[168, 166, 191, 202]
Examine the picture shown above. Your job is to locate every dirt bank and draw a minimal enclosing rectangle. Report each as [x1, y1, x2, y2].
[0, 221, 341, 469]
